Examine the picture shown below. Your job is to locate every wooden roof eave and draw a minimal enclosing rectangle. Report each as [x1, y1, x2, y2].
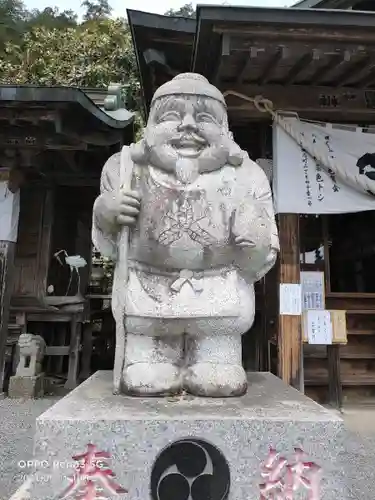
[192, 5, 375, 124]
[0, 86, 134, 131]
[193, 4, 375, 77]
[292, 0, 361, 8]
[127, 9, 196, 118]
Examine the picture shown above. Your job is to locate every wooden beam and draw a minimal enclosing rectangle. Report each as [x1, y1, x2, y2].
[258, 47, 287, 85]
[0, 109, 57, 123]
[284, 50, 320, 85]
[221, 32, 230, 57]
[59, 151, 79, 173]
[214, 25, 375, 44]
[336, 55, 372, 87]
[325, 50, 352, 81]
[0, 132, 87, 150]
[214, 33, 231, 85]
[277, 214, 302, 390]
[310, 51, 351, 86]
[237, 47, 262, 84]
[358, 68, 375, 89]
[151, 37, 193, 46]
[46, 346, 70, 356]
[222, 83, 375, 118]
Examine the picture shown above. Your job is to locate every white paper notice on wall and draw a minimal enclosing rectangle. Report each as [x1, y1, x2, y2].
[300, 271, 325, 311]
[305, 310, 333, 345]
[279, 284, 302, 316]
[0, 181, 20, 242]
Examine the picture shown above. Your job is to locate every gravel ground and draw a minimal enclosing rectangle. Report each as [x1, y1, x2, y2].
[1, 397, 375, 500]
[0, 396, 59, 500]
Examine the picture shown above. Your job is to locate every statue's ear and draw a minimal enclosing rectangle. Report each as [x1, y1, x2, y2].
[130, 139, 148, 164]
[227, 139, 245, 167]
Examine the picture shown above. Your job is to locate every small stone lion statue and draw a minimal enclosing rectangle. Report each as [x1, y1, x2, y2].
[16, 333, 46, 377]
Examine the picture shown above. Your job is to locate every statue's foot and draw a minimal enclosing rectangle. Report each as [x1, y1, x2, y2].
[184, 363, 247, 397]
[122, 363, 182, 396]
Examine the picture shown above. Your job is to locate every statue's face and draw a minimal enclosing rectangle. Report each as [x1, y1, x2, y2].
[143, 95, 230, 182]
[150, 95, 224, 156]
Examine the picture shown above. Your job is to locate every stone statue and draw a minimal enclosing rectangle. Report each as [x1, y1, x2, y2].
[16, 333, 46, 377]
[92, 73, 279, 397]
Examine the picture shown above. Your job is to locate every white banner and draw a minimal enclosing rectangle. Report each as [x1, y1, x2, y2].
[0, 181, 20, 242]
[273, 118, 375, 214]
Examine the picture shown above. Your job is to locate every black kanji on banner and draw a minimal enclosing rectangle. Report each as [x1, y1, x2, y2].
[150, 438, 230, 500]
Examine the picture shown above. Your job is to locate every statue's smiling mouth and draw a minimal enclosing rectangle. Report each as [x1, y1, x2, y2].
[171, 135, 207, 157]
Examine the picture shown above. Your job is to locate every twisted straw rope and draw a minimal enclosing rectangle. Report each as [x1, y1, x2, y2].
[223, 90, 375, 196]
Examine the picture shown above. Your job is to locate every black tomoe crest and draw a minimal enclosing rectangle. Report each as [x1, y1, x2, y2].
[357, 152, 375, 181]
[150, 438, 230, 500]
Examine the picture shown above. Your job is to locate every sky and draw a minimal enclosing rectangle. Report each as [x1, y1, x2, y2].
[24, 0, 296, 18]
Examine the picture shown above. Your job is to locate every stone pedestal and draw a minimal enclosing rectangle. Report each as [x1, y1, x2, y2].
[8, 373, 44, 399]
[28, 371, 357, 500]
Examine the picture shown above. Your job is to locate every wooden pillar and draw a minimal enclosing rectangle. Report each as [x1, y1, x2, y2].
[0, 242, 15, 391]
[65, 315, 81, 390]
[80, 321, 93, 380]
[327, 345, 342, 409]
[277, 214, 302, 390]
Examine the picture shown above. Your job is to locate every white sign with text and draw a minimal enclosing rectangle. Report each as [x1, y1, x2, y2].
[301, 271, 325, 311]
[279, 284, 302, 316]
[304, 310, 333, 345]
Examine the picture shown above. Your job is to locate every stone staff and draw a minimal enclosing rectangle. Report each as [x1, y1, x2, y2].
[111, 145, 134, 394]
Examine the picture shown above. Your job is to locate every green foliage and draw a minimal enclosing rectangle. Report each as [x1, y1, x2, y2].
[26, 7, 78, 29]
[0, 0, 197, 124]
[0, 0, 27, 49]
[0, 0, 78, 51]
[0, 17, 140, 109]
[165, 2, 195, 17]
[81, 0, 112, 21]
[0, 0, 140, 106]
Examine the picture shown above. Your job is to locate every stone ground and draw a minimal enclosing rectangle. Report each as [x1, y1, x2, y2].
[0, 396, 374, 500]
[0, 396, 59, 500]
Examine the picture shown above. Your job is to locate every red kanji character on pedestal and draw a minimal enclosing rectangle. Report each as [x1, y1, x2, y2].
[74, 480, 107, 500]
[259, 446, 322, 500]
[59, 444, 127, 500]
[260, 447, 288, 499]
[285, 448, 322, 500]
